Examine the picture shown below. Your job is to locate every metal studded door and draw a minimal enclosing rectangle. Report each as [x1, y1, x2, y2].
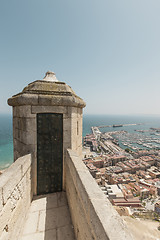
[37, 113, 63, 195]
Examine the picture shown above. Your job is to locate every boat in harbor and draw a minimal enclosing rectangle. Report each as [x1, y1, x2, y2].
[113, 125, 123, 128]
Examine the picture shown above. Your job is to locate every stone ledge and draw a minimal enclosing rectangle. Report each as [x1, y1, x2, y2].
[8, 80, 86, 108]
[8, 94, 86, 108]
[31, 105, 67, 114]
[0, 154, 31, 205]
[66, 149, 133, 240]
[0, 154, 32, 240]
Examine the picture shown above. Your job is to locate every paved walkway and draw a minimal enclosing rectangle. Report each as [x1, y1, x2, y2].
[21, 192, 75, 240]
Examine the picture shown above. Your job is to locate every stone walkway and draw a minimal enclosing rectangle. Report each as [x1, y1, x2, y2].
[21, 192, 75, 240]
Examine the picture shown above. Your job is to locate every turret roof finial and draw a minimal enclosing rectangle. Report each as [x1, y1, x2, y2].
[43, 71, 59, 82]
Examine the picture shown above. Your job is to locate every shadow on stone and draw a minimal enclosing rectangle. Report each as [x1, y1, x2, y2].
[44, 192, 75, 240]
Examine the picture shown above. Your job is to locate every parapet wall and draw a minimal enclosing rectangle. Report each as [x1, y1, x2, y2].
[0, 154, 32, 240]
[65, 149, 133, 240]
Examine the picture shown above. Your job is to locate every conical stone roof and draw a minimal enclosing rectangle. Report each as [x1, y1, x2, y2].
[8, 72, 86, 108]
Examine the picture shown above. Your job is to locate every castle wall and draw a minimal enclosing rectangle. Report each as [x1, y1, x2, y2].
[65, 149, 133, 240]
[0, 154, 32, 240]
[13, 105, 83, 195]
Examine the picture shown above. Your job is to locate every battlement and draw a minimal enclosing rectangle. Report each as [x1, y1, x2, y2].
[0, 154, 32, 239]
[0, 152, 133, 240]
[0, 72, 133, 239]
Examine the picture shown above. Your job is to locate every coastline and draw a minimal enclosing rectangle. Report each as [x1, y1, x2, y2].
[0, 114, 160, 170]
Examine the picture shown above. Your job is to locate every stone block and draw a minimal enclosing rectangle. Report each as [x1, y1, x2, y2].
[22, 184, 31, 209]
[16, 106, 35, 118]
[77, 108, 82, 115]
[31, 105, 67, 114]
[10, 187, 22, 211]
[26, 118, 36, 132]
[14, 151, 19, 161]
[21, 232, 44, 240]
[65, 170, 88, 240]
[13, 117, 18, 130]
[13, 127, 16, 140]
[78, 117, 83, 133]
[37, 209, 46, 232]
[65, 166, 79, 212]
[0, 155, 32, 202]
[76, 204, 93, 240]
[91, 197, 133, 240]
[46, 193, 58, 210]
[57, 224, 75, 240]
[0, 199, 12, 233]
[71, 138, 77, 151]
[0, 229, 9, 240]
[17, 176, 26, 199]
[17, 117, 26, 131]
[65, 167, 77, 207]
[66, 159, 90, 220]
[37, 95, 52, 106]
[63, 118, 71, 132]
[0, 188, 3, 213]
[44, 229, 57, 240]
[25, 168, 31, 189]
[71, 119, 79, 138]
[2, 164, 22, 205]
[88, 200, 110, 240]
[11, 197, 28, 228]
[63, 141, 71, 150]
[20, 130, 36, 145]
[22, 145, 32, 156]
[13, 128, 19, 140]
[75, 175, 90, 217]
[65, 155, 77, 185]
[9, 209, 26, 240]
[63, 130, 71, 144]
[40, 208, 57, 231]
[13, 107, 17, 117]
[29, 197, 47, 213]
[67, 107, 77, 116]
[21, 154, 32, 177]
[63, 107, 72, 119]
[57, 192, 68, 207]
[14, 139, 22, 153]
[56, 205, 72, 228]
[78, 172, 104, 201]
[22, 211, 39, 235]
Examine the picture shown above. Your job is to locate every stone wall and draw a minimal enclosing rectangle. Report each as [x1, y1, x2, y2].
[0, 154, 32, 240]
[70, 107, 83, 156]
[13, 105, 83, 195]
[65, 149, 133, 240]
[13, 106, 36, 161]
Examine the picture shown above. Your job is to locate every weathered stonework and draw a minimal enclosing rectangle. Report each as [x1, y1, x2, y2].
[8, 81, 85, 108]
[5, 72, 134, 240]
[0, 154, 32, 240]
[8, 73, 86, 195]
[65, 149, 134, 240]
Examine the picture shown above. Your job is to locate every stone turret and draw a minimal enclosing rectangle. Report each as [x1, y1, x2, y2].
[8, 71, 85, 108]
[8, 71, 86, 195]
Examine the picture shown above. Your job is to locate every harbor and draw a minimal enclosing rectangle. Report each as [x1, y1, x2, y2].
[97, 123, 143, 128]
[91, 124, 160, 152]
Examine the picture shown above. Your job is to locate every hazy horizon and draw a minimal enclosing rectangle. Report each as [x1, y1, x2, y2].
[1, 112, 160, 118]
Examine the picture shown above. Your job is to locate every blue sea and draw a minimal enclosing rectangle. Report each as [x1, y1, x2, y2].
[83, 114, 160, 136]
[0, 114, 160, 170]
[0, 114, 13, 170]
